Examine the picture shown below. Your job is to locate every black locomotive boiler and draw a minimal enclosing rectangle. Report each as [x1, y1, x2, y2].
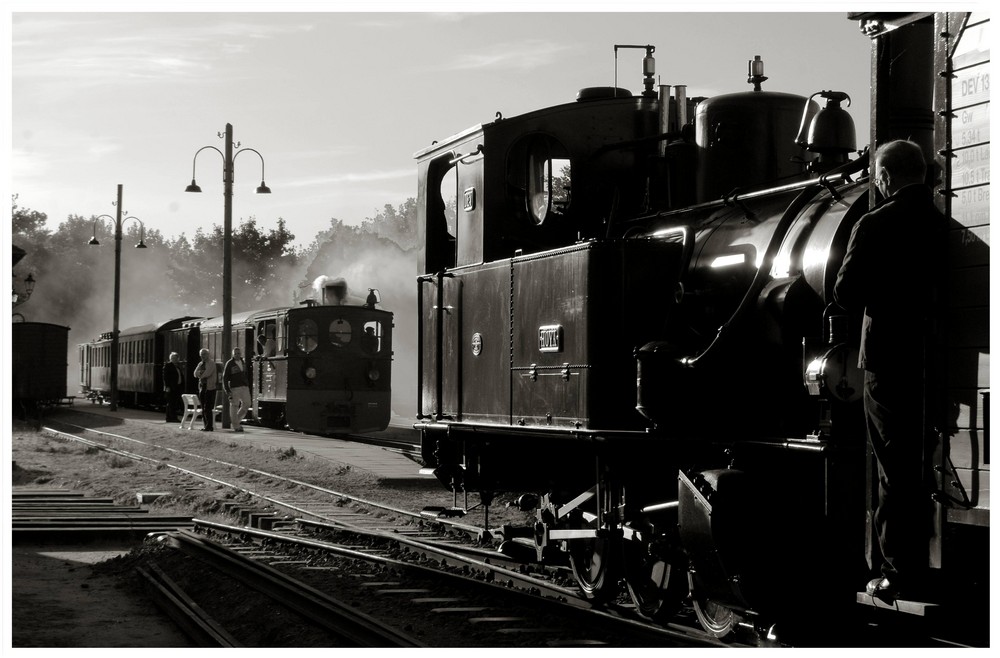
[414, 13, 989, 640]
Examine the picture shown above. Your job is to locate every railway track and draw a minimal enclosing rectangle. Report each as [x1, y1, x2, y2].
[24, 419, 977, 648]
[33, 419, 731, 647]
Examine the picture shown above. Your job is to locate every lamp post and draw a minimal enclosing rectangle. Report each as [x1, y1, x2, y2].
[88, 183, 147, 412]
[12, 272, 36, 306]
[185, 123, 270, 428]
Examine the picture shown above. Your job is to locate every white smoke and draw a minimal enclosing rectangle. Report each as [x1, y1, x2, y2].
[310, 275, 367, 306]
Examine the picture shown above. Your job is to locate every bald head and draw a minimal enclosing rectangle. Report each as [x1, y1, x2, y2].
[874, 140, 927, 197]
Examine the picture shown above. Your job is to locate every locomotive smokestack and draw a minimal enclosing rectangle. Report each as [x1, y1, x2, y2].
[659, 84, 672, 155]
[674, 85, 688, 130]
[313, 275, 349, 305]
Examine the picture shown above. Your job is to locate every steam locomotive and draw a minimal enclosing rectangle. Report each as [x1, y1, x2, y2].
[78, 278, 394, 436]
[414, 12, 989, 640]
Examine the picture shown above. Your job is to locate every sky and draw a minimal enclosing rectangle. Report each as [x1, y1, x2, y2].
[7, 4, 886, 250]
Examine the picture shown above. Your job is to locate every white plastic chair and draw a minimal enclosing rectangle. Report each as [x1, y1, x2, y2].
[180, 392, 224, 429]
[179, 394, 202, 429]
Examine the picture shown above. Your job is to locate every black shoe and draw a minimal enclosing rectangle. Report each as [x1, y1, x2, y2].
[233, 427, 244, 433]
[200, 428, 213, 432]
[865, 577, 898, 601]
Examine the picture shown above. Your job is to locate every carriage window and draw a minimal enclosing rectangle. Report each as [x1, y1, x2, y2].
[362, 321, 382, 354]
[329, 318, 352, 346]
[296, 319, 318, 353]
[257, 321, 278, 356]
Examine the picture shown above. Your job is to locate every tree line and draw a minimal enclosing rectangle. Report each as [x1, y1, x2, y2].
[11, 194, 419, 334]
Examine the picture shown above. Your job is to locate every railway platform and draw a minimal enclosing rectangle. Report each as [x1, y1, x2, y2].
[57, 403, 429, 484]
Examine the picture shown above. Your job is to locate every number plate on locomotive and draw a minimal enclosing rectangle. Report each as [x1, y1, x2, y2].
[538, 325, 563, 353]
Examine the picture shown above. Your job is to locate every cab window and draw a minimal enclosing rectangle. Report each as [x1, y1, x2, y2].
[329, 318, 352, 346]
[296, 319, 318, 353]
[361, 321, 382, 354]
[528, 148, 571, 224]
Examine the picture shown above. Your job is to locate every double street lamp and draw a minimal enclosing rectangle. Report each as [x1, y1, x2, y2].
[185, 123, 270, 428]
[88, 183, 147, 412]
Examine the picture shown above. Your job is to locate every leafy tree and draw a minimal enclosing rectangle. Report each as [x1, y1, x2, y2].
[359, 198, 419, 251]
[162, 216, 300, 315]
[12, 194, 50, 242]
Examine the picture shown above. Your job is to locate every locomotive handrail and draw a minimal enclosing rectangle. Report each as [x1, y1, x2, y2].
[643, 149, 869, 222]
[449, 144, 484, 165]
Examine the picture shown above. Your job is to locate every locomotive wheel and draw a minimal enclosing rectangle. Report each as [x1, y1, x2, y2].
[693, 596, 737, 639]
[568, 534, 621, 602]
[567, 479, 622, 602]
[624, 541, 688, 622]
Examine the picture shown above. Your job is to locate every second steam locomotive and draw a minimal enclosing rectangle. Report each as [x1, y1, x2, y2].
[78, 277, 394, 436]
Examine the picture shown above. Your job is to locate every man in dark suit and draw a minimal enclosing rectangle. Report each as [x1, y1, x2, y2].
[162, 351, 184, 423]
[834, 139, 948, 601]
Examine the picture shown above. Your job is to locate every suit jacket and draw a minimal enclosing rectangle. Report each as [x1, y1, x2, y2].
[833, 184, 948, 375]
[162, 362, 183, 390]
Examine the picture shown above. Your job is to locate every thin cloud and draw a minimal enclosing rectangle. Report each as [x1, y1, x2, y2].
[284, 169, 412, 188]
[13, 16, 314, 84]
[443, 40, 574, 71]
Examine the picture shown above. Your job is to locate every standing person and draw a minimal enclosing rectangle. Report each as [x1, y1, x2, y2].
[223, 347, 251, 433]
[192, 348, 218, 432]
[162, 352, 184, 423]
[833, 139, 948, 601]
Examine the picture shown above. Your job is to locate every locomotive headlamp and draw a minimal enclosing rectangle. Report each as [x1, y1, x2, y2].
[643, 52, 655, 76]
[803, 344, 862, 402]
[368, 367, 381, 382]
[613, 43, 657, 98]
[304, 366, 317, 380]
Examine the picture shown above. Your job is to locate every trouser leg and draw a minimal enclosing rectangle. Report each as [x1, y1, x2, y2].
[200, 389, 215, 429]
[863, 371, 927, 590]
[228, 386, 251, 429]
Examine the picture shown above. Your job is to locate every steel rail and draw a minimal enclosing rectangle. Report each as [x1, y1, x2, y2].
[158, 529, 425, 647]
[136, 561, 243, 647]
[44, 420, 489, 537]
[199, 516, 583, 602]
[187, 518, 724, 647]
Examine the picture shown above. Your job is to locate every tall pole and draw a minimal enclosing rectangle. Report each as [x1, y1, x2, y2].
[185, 124, 269, 428]
[110, 183, 123, 412]
[221, 123, 233, 429]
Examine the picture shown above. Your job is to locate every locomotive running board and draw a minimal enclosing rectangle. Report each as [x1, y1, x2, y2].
[855, 592, 942, 617]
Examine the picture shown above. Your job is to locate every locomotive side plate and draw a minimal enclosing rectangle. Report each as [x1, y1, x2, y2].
[538, 325, 563, 353]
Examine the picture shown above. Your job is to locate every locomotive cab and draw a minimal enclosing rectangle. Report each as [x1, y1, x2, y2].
[417, 85, 667, 275]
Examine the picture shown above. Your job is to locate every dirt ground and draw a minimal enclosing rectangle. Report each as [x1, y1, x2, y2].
[9, 544, 194, 647]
